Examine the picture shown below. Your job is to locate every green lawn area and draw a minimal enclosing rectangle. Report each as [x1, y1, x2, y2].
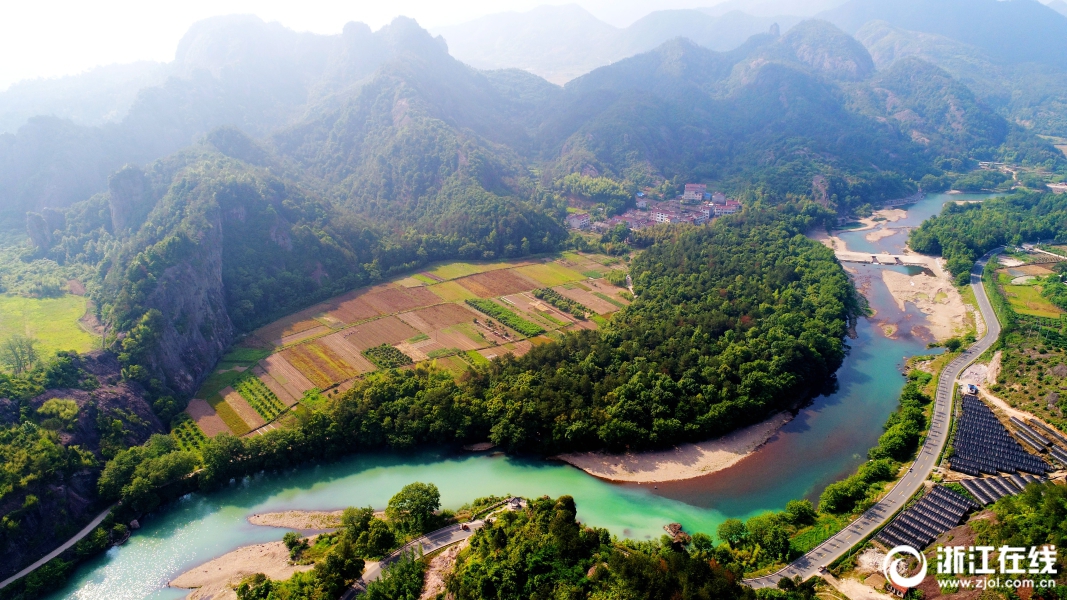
[790, 513, 848, 554]
[514, 263, 586, 286]
[426, 260, 513, 281]
[1002, 284, 1064, 318]
[0, 293, 96, 357]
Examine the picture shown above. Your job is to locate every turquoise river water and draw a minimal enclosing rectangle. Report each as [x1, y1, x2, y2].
[44, 193, 996, 600]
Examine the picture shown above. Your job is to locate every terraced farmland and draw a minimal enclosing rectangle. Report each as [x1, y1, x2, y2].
[186, 253, 629, 438]
[234, 375, 286, 421]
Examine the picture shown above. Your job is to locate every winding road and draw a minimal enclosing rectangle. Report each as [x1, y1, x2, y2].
[0, 506, 114, 590]
[744, 250, 1002, 588]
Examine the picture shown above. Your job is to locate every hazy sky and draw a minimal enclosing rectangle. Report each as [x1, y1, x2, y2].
[0, 0, 725, 90]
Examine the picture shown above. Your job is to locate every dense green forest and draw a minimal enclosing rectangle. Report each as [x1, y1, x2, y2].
[448, 495, 753, 600]
[908, 191, 1067, 283]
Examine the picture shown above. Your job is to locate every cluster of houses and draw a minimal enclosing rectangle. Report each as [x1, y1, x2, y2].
[565, 184, 741, 231]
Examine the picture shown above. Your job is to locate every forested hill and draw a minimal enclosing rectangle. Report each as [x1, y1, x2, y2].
[6, 16, 1063, 414]
[480, 208, 858, 453]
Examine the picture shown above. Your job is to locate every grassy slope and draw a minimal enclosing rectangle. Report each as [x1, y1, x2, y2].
[0, 293, 96, 357]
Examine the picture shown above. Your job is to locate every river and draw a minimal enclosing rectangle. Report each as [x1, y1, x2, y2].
[45, 193, 990, 600]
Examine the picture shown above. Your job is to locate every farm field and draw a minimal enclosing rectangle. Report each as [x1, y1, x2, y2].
[997, 266, 1065, 318]
[186, 253, 629, 437]
[0, 293, 97, 357]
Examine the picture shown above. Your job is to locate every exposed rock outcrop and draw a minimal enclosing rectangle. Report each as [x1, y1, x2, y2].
[25, 211, 51, 251]
[139, 204, 235, 398]
[107, 164, 152, 233]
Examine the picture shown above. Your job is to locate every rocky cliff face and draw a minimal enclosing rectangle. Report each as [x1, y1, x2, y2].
[141, 203, 234, 398]
[107, 164, 152, 233]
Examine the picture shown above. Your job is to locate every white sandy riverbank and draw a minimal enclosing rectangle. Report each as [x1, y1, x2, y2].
[555, 412, 793, 483]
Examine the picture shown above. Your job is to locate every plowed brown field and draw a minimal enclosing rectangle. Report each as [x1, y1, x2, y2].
[455, 270, 539, 297]
[261, 353, 315, 398]
[318, 331, 376, 373]
[397, 303, 480, 332]
[478, 339, 533, 361]
[554, 286, 618, 315]
[187, 399, 230, 438]
[279, 325, 331, 346]
[362, 286, 440, 314]
[283, 341, 360, 388]
[255, 318, 326, 346]
[502, 293, 573, 326]
[343, 316, 420, 351]
[588, 279, 630, 299]
[251, 365, 299, 407]
[222, 387, 266, 429]
[324, 294, 381, 324]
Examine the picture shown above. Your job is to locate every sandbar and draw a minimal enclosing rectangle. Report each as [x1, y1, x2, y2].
[880, 261, 971, 341]
[555, 412, 793, 483]
[248, 510, 344, 530]
[169, 539, 313, 600]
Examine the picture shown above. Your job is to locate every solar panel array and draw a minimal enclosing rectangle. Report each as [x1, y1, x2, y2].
[959, 472, 1045, 505]
[949, 395, 1050, 476]
[1022, 417, 1067, 468]
[875, 485, 978, 551]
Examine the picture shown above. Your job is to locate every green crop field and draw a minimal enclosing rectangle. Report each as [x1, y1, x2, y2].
[465, 299, 545, 337]
[196, 369, 245, 399]
[464, 350, 490, 366]
[0, 293, 96, 357]
[427, 280, 478, 302]
[170, 414, 208, 451]
[514, 263, 585, 286]
[427, 260, 511, 281]
[234, 375, 286, 421]
[215, 347, 272, 371]
[362, 344, 414, 369]
[1003, 284, 1064, 318]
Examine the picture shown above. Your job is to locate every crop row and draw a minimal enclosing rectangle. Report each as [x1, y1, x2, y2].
[170, 415, 208, 451]
[235, 375, 286, 421]
[532, 288, 589, 319]
[363, 344, 415, 369]
[465, 299, 545, 337]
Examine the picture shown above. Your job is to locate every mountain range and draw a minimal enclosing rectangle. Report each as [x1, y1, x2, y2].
[3, 10, 1064, 403]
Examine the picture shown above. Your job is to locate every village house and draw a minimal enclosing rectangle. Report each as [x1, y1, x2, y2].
[682, 183, 707, 202]
[565, 213, 592, 230]
[712, 200, 741, 216]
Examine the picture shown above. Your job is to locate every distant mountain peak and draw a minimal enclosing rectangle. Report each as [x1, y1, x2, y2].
[1046, 0, 1067, 17]
[776, 19, 875, 80]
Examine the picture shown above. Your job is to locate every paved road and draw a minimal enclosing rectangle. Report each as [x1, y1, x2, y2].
[0, 506, 114, 590]
[341, 520, 486, 599]
[745, 250, 1002, 588]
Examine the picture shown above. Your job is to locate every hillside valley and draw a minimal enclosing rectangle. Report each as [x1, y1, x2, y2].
[1, 5, 1067, 599]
